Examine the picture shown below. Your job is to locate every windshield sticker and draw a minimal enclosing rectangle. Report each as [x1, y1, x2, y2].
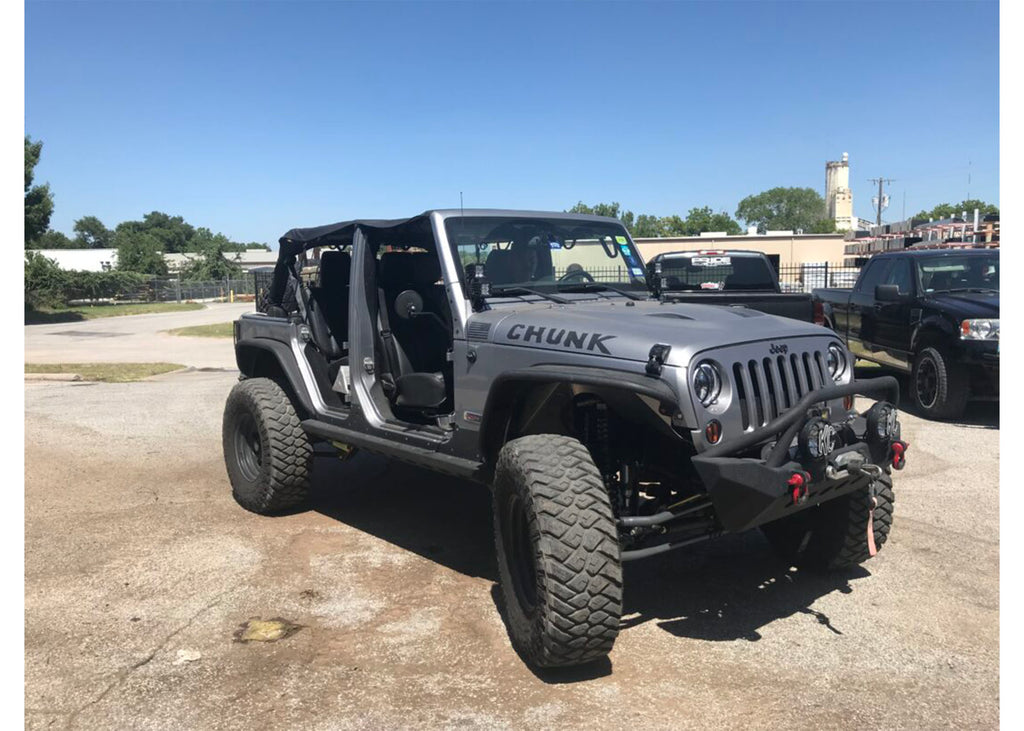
[549, 241, 562, 249]
[692, 256, 731, 267]
[615, 236, 628, 245]
[618, 243, 640, 267]
[630, 266, 644, 277]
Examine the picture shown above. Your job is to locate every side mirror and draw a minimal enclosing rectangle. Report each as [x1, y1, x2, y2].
[394, 289, 423, 320]
[875, 284, 903, 302]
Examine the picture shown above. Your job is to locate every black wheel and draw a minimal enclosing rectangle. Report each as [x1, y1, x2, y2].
[912, 346, 969, 419]
[761, 474, 894, 571]
[492, 434, 623, 667]
[223, 378, 312, 514]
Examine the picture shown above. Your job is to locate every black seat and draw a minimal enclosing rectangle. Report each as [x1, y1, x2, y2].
[377, 252, 449, 412]
[307, 250, 351, 360]
[484, 249, 517, 284]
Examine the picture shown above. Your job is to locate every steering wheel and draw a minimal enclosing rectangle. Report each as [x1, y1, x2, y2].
[558, 268, 595, 283]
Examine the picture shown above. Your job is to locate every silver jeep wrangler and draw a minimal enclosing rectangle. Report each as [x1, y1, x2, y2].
[224, 210, 907, 668]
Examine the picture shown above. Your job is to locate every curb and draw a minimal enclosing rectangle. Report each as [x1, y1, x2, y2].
[25, 373, 82, 382]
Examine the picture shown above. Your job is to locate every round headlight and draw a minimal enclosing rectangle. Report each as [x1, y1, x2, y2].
[827, 343, 847, 381]
[692, 361, 722, 407]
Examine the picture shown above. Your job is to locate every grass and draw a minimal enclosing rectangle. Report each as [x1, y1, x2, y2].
[25, 362, 186, 382]
[165, 322, 234, 338]
[25, 302, 204, 325]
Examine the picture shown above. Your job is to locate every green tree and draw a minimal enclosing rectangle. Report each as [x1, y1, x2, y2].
[808, 217, 838, 234]
[35, 230, 76, 249]
[25, 136, 54, 246]
[913, 199, 999, 221]
[735, 187, 830, 233]
[632, 214, 665, 238]
[676, 206, 743, 236]
[115, 229, 167, 275]
[181, 229, 243, 280]
[73, 216, 113, 248]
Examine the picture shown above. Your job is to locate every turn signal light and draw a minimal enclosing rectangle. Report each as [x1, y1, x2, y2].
[705, 420, 722, 444]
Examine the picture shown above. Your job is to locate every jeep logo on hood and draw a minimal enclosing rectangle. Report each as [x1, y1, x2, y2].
[506, 324, 616, 355]
[769, 343, 788, 355]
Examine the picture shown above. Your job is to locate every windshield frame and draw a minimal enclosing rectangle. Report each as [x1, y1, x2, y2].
[442, 214, 649, 302]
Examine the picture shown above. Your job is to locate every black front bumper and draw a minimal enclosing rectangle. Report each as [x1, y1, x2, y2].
[691, 376, 901, 533]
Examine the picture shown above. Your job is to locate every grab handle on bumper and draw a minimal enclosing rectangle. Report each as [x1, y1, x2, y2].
[698, 376, 900, 461]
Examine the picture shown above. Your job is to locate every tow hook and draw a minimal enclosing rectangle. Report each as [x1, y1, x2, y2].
[889, 440, 909, 470]
[787, 471, 811, 505]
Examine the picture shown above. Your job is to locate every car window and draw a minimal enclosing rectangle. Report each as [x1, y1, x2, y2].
[884, 258, 913, 295]
[659, 255, 776, 291]
[857, 259, 892, 294]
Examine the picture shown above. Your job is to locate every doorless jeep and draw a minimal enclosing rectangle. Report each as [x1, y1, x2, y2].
[223, 210, 908, 668]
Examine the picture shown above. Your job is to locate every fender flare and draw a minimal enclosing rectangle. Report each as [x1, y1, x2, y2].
[478, 364, 683, 464]
[911, 315, 956, 353]
[234, 338, 317, 417]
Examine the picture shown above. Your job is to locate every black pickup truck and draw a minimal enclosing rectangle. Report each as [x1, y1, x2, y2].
[813, 248, 999, 419]
[647, 250, 812, 322]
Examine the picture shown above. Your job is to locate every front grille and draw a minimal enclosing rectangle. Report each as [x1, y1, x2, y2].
[731, 349, 830, 430]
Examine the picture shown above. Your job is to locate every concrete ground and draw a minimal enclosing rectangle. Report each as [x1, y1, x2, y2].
[24, 302, 252, 369]
[25, 368, 998, 729]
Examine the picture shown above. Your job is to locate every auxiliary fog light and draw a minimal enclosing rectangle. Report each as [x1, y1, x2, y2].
[799, 417, 836, 460]
[865, 402, 900, 443]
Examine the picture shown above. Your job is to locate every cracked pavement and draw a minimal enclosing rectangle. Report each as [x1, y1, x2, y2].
[25, 370, 998, 729]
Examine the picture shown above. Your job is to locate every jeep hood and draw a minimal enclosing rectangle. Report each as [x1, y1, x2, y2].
[466, 300, 837, 366]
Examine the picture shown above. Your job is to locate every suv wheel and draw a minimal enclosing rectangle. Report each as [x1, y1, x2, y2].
[492, 435, 622, 667]
[912, 346, 969, 419]
[223, 378, 312, 514]
[761, 474, 894, 570]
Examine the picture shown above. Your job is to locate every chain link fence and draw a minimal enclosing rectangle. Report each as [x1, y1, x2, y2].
[103, 276, 260, 303]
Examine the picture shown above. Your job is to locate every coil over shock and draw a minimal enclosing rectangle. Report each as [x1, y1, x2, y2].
[573, 394, 636, 516]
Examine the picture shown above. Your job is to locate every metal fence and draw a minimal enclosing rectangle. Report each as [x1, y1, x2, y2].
[552, 263, 862, 293]
[117, 276, 259, 303]
[776, 263, 861, 293]
[553, 266, 634, 283]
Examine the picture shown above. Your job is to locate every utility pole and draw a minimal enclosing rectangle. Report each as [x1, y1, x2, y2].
[869, 177, 895, 225]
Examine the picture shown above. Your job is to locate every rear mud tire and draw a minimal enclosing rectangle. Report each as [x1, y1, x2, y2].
[223, 377, 312, 514]
[911, 346, 969, 419]
[492, 435, 623, 668]
[761, 474, 894, 571]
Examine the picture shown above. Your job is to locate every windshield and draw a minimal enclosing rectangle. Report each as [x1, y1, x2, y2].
[658, 254, 776, 291]
[917, 253, 999, 293]
[445, 216, 648, 295]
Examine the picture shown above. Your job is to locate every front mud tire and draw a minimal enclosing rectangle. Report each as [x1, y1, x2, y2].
[223, 377, 312, 514]
[912, 346, 969, 419]
[492, 435, 623, 668]
[761, 474, 894, 571]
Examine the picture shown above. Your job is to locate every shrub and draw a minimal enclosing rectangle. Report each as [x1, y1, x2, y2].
[24, 251, 68, 310]
[25, 252, 152, 309]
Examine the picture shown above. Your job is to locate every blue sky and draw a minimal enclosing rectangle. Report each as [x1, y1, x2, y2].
[26, 0, 999, 246]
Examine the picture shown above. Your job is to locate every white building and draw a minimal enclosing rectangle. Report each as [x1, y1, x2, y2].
[825, 152, 855, 232]
[31, 248, 118, 272]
